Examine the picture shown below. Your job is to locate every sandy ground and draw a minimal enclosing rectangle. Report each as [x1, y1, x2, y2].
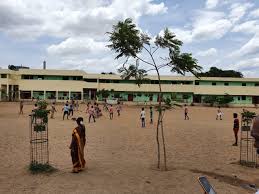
[1, 102, 259, 194]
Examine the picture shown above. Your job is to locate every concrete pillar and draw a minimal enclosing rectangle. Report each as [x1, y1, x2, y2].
[89, 90, 91, 100]
[56, 91, 58, 102]
[69, 91, 71, 100]
[44, 91, 46, 100]
[97, 79, 100, 91]
[31, 91, 33, 100]
[81, 91, 83, 101]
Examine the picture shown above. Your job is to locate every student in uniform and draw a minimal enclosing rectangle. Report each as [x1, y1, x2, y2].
[140, 107, 146, 128]
[62, 103, 70, 120]
[233, 113, 240, 146]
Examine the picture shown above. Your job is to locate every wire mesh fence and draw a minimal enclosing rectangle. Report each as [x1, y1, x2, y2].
[30, 115, 49, 165]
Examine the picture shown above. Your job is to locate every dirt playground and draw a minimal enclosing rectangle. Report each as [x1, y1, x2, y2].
[1, 102, 259, 194]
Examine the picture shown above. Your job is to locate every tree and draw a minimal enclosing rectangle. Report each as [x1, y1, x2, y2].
[198, 67, 243, 78]
[96, 89, 110, 100]
[107, 18, 202, 170]
[202, 94, 233, 107]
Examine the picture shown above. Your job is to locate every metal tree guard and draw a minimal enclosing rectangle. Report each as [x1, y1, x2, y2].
[30, 114, 49, 165]
[240, 117, 257, 167]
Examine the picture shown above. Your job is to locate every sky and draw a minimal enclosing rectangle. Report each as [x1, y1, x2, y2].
[0, 0, 259, 77]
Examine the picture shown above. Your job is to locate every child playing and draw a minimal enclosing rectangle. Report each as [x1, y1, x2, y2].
[88, 105, 96, 123]
[150, 106, 153, 124]
[109, 105, 114, 120]
[19, 101, 24, 115]
[140, 107, 146, 127]
[233, 113, 239, 146]
[50, 102, 57, 119]
[69, 104, 74, 116]
[216, 106, 223, 120]
[184, 104, 189, 120]
[116, 102, 122, 116]
[62, 103, 70, 120]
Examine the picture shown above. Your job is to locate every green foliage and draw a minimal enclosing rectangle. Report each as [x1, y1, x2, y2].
[241, 110, 256, 123]
[37, 100, 48, 110]
[107, 18, 142, 59]
[35, 100, 49, 123]
[34, 124, 46, 132]
[96, 89, 110, 98]
[217, 95, 234, 106]
[203, 96, 218, 106]
[198, 67, 243, 78]
[203, 95, 233, 106]
[29, 163, 56, 174]
[170, 53, 202, 77]
[118, 63, 148, 87]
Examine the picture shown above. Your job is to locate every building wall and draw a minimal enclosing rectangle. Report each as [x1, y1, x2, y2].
[1, 69, 259, 105]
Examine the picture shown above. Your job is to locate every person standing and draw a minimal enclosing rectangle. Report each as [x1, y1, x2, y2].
[109, 105, 114, 120]
[62, 103, 70, 120]
[50, 102, 57, 119]
[216, 106, 223, 120]
[69, 117, 86, 173]
[19, 101, 24, 115]
[232, 113, 240, 146]
[140, 107, 146, 127]
[69, 104, 74, 116]
[75, 101, 79, 111]
[184, 104, 189, 120]
[251, 115, 259, 154]
[150, 106, 153, 124]
[88, 105, 96, 123]
[116, 102, 122, 116]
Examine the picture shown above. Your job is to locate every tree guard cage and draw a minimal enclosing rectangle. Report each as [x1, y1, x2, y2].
[30, 115, 49, 165]
[240, 117, 257, 167]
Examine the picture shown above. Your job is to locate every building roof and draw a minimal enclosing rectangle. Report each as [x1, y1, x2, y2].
[1, 68, 259, 82]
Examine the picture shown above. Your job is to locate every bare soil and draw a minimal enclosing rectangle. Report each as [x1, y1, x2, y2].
[1, 102, 259, 194]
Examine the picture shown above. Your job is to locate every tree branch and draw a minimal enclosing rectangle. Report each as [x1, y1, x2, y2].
[135, 55, 155, 67]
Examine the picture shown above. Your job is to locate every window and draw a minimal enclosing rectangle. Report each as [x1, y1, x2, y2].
[241, 96, 246, 100]
[85, 79, 97, 82]
[212, 82, 216, 86]
[238, 97, 240, 100]
[242, 83, 246, 86]
[1, 74, 7, 78]
[63, 76, 69, 80]
[195, 81, 199, 85]
[151, 80, 159, 84]
[255, 83, 259, 86]
[224, 83, 229, 86]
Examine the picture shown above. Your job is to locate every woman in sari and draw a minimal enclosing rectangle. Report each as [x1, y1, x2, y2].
[69, 117, 86, 173]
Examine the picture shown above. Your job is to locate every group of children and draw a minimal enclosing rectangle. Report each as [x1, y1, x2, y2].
[85, 101, 122, 122]
[62, 101, 79, 120]
[139, 107, 154, 128]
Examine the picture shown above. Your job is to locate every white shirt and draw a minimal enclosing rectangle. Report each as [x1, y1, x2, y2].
[140, 111, 145, 119]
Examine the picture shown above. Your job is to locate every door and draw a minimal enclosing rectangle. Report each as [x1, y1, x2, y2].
[128, 94, 133, 101]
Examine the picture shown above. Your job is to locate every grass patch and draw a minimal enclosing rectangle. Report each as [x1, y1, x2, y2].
[29, 163, 57, 174]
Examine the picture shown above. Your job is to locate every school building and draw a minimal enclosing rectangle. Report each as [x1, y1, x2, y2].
[1, 68, 259, 106]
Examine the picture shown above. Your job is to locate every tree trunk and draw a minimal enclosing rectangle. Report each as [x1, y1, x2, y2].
[155, 67, 167, 170]
[156, 112, 161, 168]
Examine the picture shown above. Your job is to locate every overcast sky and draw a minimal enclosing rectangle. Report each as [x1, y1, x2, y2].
[0, 0, 259, 77]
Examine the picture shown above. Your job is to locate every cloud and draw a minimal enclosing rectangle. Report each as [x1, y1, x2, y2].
[230, 33, 259, 58]
[231, 57, 259, 77]
[0, 0, 167, 39]
[196, 48, 217, 57]
[228, 2, 254, 23]
[232, 20, 259, 34]
[205, 0, 219, 9]
[173, 11, 232, 43]
[60, 57, 120, 73]
[47, 37, 108, 56]
[249, 8, 259, 18]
